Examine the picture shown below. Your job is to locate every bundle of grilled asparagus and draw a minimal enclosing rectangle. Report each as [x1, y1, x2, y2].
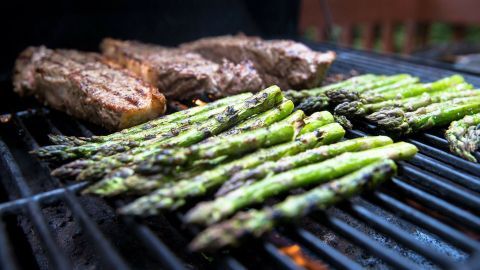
[34, 86, 418, 252]
[446, 113, 480, 162]
[289, 73, 480, 162]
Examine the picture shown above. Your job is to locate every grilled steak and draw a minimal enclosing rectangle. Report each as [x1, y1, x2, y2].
[13, 46, 166, 130]
[181, 35, 336, 90]
[100, 38, 265, 100]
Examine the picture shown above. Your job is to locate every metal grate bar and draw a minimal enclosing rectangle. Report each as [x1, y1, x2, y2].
[17, 114, 131, 270]
[263, 242, 305, 270]
[371, 191, 480, 253]
[407, 139, 480, 178]
[0, 182, 88, 215]
[391, 178, 480, 231]
[333, 51, 480, 84]
[293, 228, 363, 270]
[62, 191, 131, 270]
[347, 202, 456, 268]
[0, 139, 73, 270]
[317, 213, 418, 270]
[399, 162, 480, 210]
[217, 256, 247, 270]
[68, 119, 189, 270]
[349, 125, 480, 192]
[122, 217, 187, 270]
[0, 219, 18, 270]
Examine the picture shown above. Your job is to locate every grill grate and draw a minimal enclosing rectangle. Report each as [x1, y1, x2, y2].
[1, 45, 480, 270]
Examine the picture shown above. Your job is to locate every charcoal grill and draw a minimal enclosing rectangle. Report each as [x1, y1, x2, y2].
[1, 43, 480, 270]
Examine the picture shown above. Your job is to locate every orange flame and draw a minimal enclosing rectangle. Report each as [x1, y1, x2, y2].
[193, 99, 207, 106]
[280, 244, 329, 270]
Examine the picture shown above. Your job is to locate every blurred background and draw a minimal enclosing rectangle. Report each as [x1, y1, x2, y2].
[299, 0, 480, 72]
[2, 0, 480, 74]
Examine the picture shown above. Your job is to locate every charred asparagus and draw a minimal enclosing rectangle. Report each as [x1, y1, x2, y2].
[83, 112, 336, 197]
[118, 123, 346, 214]
[49, 92, 253, 146]
[335, 83, 476, 117]
[446, 113, 480, 162]
[367, 98, 480, 135]
[184, 142, 417, 225]
[52, 86, 284, 180]
[216, 136, 393, 196]
[190, 159, 396, 252]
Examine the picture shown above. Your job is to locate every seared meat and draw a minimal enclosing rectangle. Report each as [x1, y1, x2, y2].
[100, 38, 265, 99]
[181, 35, 336, 90]
[13, 46, 166, 130]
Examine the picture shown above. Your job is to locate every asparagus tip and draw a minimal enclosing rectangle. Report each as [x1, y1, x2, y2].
[325, 89, 360, 103]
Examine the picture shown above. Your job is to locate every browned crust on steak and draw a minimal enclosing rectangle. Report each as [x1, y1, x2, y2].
[101, 38, 265, 99]
[13, 47, 166, 130]
[180, 35, 336, 90]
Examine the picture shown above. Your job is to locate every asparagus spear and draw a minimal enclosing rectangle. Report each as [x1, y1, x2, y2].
[361, 77, 419, 94]
[283, 74, 378, 104]
[197, 99, 294, 140]
[135, 110, 304, 169]
[38, 95, 283, 162]
[446, 113, 480, 162]
[361, 75, 467, 103]
[295, 95, 330, 113]
[216, 136, 393, 196]
[367, 99, 480, 135]
[298, 111, 335, 134]
[184, 142, 417, 225]
[335, 84, 477, 117]
[52, 86, 284, 180]
[83, 105, 300, 196]
[326, 74, 412, 103]
[118, 123, 346, 215]
[83, 112, 336, 197]
[465, 125, 480, 159]
[48, 92, 253, 146]
[190, 159, 397, 252]
[82, 166, 195, 197]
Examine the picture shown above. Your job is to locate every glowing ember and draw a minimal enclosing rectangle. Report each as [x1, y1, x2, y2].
[279, 244, 329, 270]
[193, 99, 207, 106]
[0, 113, 12, 123]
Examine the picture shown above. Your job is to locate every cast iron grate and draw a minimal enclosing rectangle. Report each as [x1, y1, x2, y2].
[0, 45, 480, 270]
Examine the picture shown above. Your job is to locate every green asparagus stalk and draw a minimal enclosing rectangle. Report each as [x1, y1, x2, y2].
[216, 136, 393, 196]
[361, 77, 419, 94]
[135, 110, 304, 169]
[48, 92, 253, 146]
[361, 75, 467, 103]
[83, 112, 336, 197]
[37, 96, 283, 162]
[283, 74, 379, 104]
[326, 74, 412, 103]
[196, 99, 294, 140]
[298, 111, 334, 134]
[190, 159, 397, 252]
[81, 166, 195, 197]
[118, 123, 346, 215]
[52, 86, 284, 180]
[335, 84, 477, 117]
[295, 95, 330, 113]
[465, 125, 480, 159]
[445, 113, 480, 162]
[184, 142, 417, 225]
[367, 99, 480, 135]
[81, 104, 298, 196]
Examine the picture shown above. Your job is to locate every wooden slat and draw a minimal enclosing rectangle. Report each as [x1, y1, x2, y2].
[381, 22, 395, 53]
[340, 24, 354, 46]
[453, 24, 466, 42]
[362, 23, 376, 50]
[403, 20, 417, 55]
